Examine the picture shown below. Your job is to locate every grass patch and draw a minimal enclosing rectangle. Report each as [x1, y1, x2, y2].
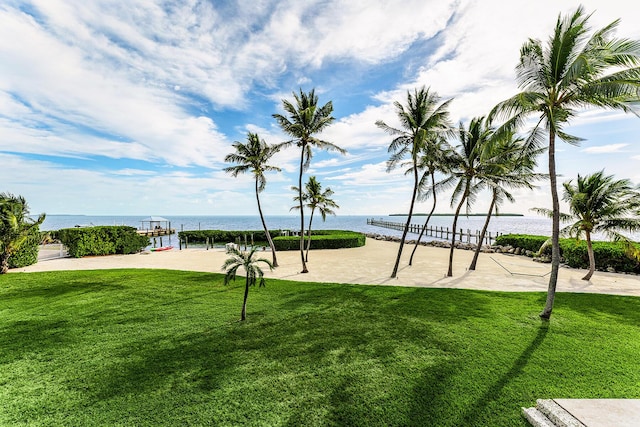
[1, 270, 639, 426]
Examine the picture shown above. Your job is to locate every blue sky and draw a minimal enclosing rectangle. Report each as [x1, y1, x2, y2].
[1, 0, 639, 216]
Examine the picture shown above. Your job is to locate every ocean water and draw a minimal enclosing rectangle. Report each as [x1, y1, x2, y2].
[40, 214, 554, 243]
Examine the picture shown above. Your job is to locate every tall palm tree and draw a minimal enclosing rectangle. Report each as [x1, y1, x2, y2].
[376, 86, 453, 278]
[302, 176, 339, 262]
[222, 246, 274, 321]
[534, 171, 640, 281]
[0, 193, 45, 274]
[468, 133, 545, 270]
[273, 88, 345, 273]
[446, 117, 496, 277]
[490, 6, 640, 319]
[408, 136, 456, 266]
[224, 132, 281, 267]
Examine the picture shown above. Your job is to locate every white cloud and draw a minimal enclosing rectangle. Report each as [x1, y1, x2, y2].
[582, 143, 629, 153]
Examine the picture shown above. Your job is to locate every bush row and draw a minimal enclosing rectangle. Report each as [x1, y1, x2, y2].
[273, 230, 366, 251]
[8, 227, 41, 268]
[53, 226, 150, 258]
[178, 229, 278, 245]
[495, 233, 640, 273]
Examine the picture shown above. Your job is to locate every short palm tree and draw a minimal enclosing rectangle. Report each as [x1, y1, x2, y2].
[295, 176, 339, 262]
[490, 6, 640, 319]
[273, 88, 345, 273]
[534, 171, 640, 281]
[222, 246, 274, 321]
[376, 86, 453, 278]
[0, 193, 45, 274]
[224, 132, 281, 267]
[446, 117, 495, 277]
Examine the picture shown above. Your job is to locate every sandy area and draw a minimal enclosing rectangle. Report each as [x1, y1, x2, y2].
[12, 238, 640, 296]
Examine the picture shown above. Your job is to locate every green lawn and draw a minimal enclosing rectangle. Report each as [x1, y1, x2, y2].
[1, 270, 639, 426]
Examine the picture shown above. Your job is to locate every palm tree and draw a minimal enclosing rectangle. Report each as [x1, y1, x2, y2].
[376, 86, 453, 278]
[224, 132, 281, 267]
[490, 6, 640, 319]
[299, 176, 339, 262]
[0, 193, 45, 274]
[534, 171, 640, 281]
[273, 88, 345, 273]
[446, 117, 495, 277]
[468, 133, 544, 270]
[222, 246, 274, 321]
[408, 136, 456, 266]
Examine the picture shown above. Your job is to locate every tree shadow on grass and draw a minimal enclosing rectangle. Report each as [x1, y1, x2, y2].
[555, 292, 640, 327]
[408, 322, 549, 426]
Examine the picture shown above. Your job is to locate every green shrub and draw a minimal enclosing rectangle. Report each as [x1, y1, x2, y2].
[178, 230, 279, 245]
[54, 226, 149, 258]
[495, 234, 550, 253]
[560, 240, 640, 273]
[8, 226, 41, 268]
[273, 230, 366, 251]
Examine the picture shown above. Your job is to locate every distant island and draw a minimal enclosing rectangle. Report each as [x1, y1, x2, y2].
[389, 213, 524, 217]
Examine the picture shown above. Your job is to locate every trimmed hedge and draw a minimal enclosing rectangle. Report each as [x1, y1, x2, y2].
[178, 230, 279, 245]
[273, 230, 366, 251]
[496, 233, 640, 274]
[8, 227, 41, 268]
[53, 226, 149, 258]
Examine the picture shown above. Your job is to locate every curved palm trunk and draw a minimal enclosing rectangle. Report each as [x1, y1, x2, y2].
[447, 186, 469, 277]
[298, 147, 308, 273]
[409, 171, 437, 266]
[255, 178, 278, 267]
[469, 190, 497, 271]
[391, 165, 420, 278]
[241, 278, 250, 321]
[305, 208, 315, 262]
[583, 231, 595, 281]
[541, 131, 560, 320]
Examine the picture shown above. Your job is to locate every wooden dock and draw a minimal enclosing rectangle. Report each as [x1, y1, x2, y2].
[137, 228, 175, 237]
[366, 219, 500, 245]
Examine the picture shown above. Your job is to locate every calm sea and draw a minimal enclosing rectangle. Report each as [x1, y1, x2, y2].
[40, 214, 555, 243]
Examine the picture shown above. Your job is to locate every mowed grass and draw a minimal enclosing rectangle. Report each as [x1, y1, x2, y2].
[1, 270, 639, 426]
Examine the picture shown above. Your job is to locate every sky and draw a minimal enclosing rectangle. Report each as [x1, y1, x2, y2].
[1, 0, 640, 217]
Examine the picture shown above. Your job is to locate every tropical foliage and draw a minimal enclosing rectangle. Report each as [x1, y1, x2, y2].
[222, 245, 274, 321]
[490, 6, 640, 319]
[0, 193, 45, 274]
[273, 88, 345, 273]
[224, 132, 282, 267]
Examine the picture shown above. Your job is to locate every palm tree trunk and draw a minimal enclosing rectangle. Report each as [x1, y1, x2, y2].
[541, 131, 560, 320]
[298, 148, 308, 273]
[255, 178, 278, 267]
[409, 171, 437, 266]
[583, 231, 595, 281]
[469, 190, 497, 271]
[305, 208, 315, 262]
[391, 165, 419, 278]
[241, 279, 250, 321]
[447, 190, 467, 277]
[0, 253, 9, 274]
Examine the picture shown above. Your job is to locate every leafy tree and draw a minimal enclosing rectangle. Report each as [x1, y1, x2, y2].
[446, 117, 495, 277]
[490, 6, 640, 319]
[222, 246, 274, 321]
[224, 132, 281, 267]
[273, 89, 345, 273]
[534, 171, 640, 280]
[409, 136, 456, 265]
[291, 176, 339, 262]
[376, 86, 453, 278]
[0, 193, 45, 274]
[468, 132, 544, 270]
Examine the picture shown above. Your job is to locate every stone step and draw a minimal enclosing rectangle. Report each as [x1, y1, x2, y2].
[522, 407, 556, 427]
[536, 399, 585, 427]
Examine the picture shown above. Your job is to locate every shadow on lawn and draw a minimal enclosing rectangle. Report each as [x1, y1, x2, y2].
[556, 293, 640, 327]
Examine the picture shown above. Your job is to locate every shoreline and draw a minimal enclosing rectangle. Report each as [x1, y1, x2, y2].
[13, 238, 640, 297]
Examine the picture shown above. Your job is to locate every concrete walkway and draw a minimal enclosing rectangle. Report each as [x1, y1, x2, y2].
[524, 399, 640, 426]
